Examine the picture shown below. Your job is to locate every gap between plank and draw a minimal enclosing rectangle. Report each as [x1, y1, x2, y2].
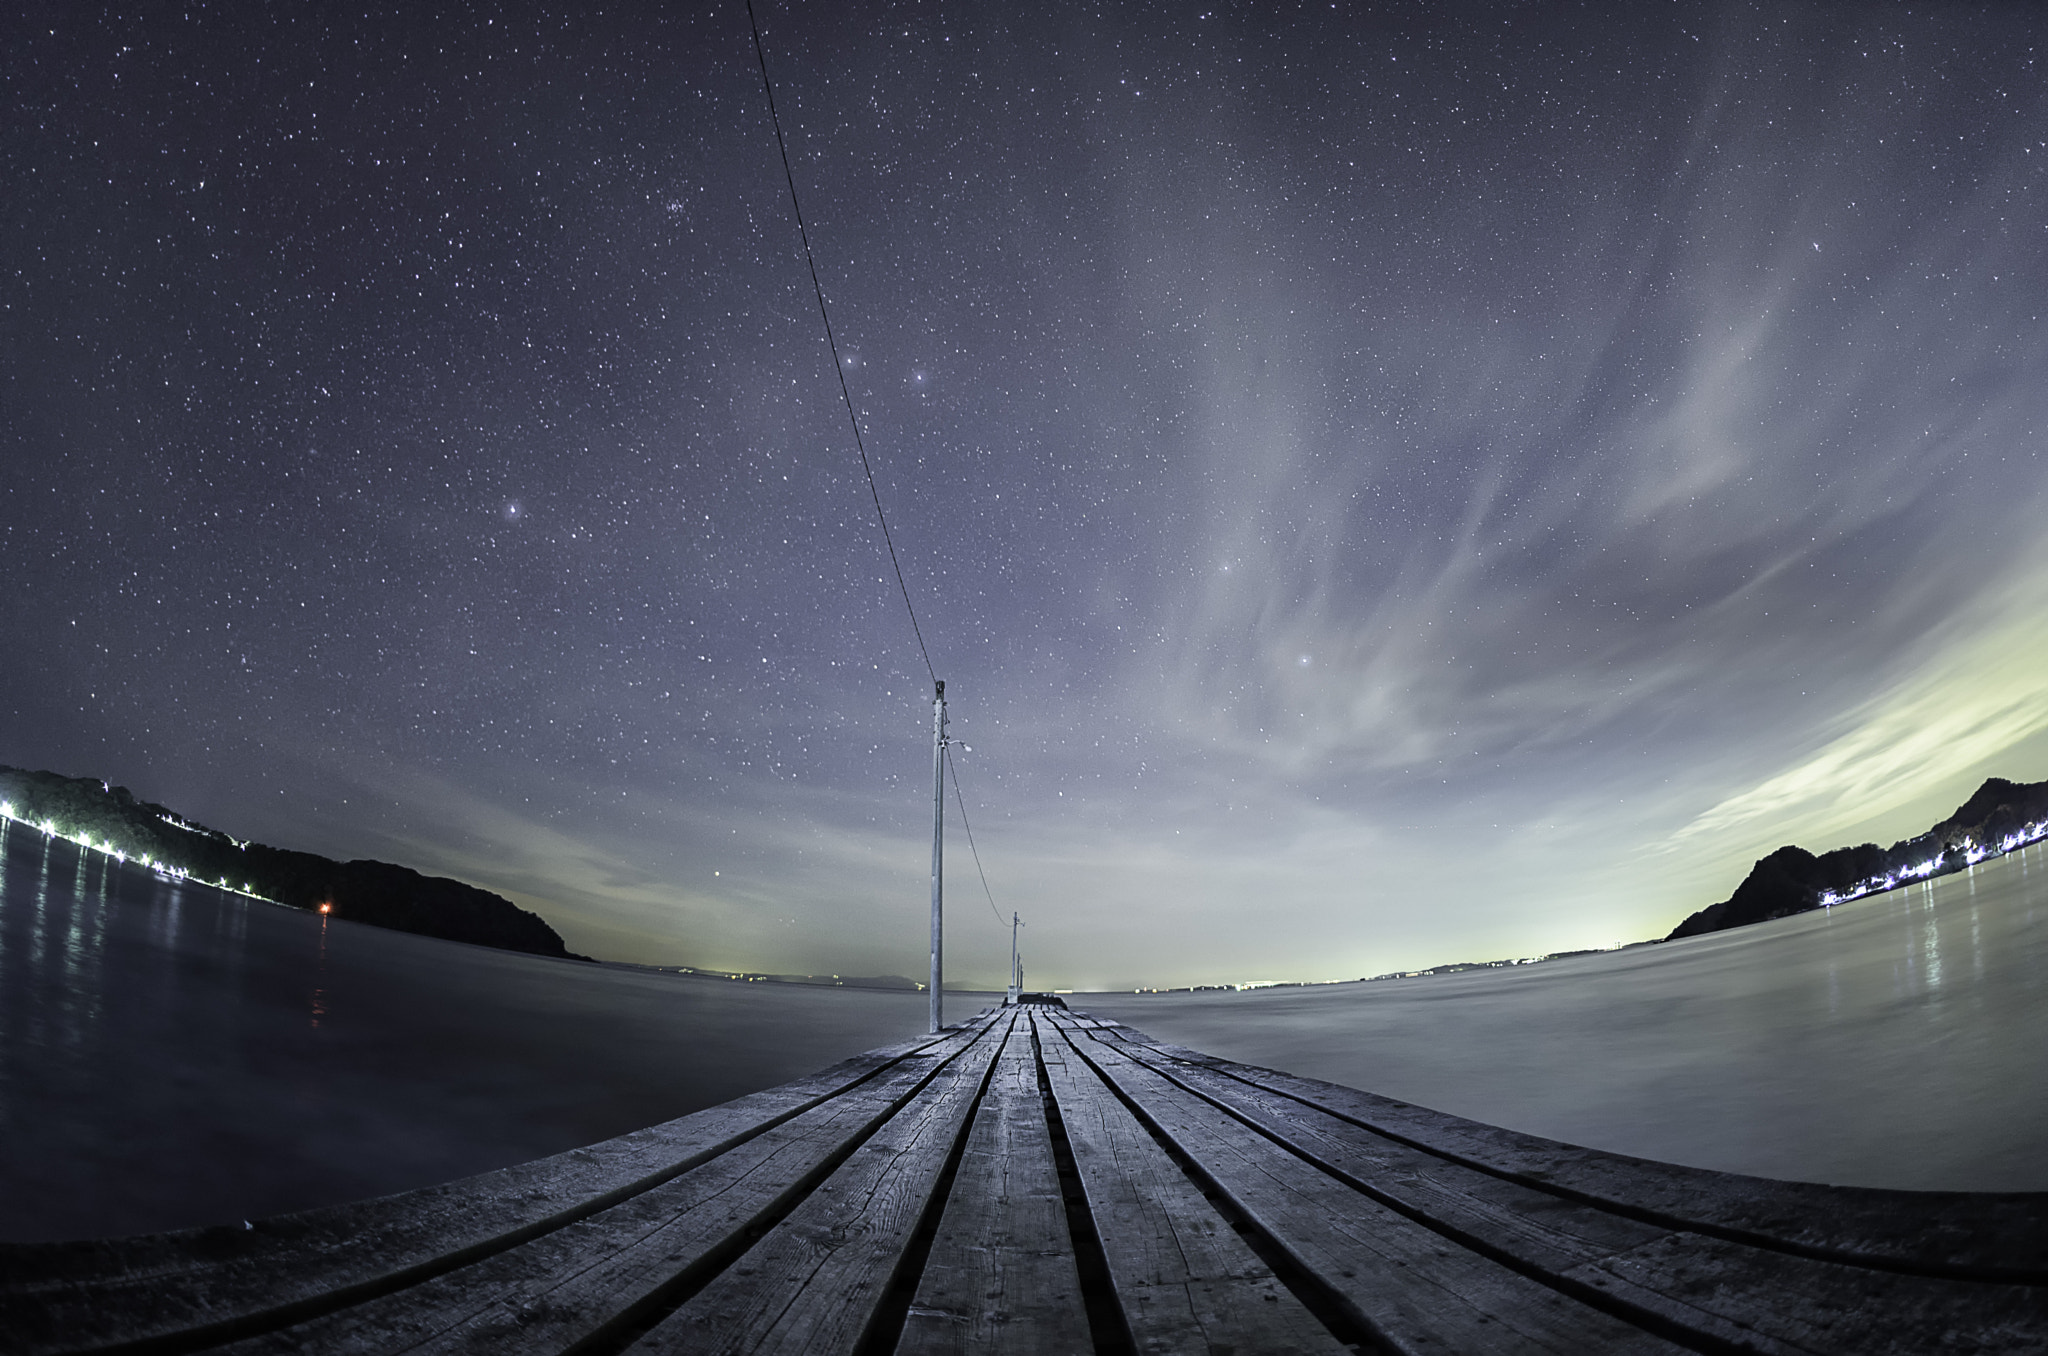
[851, 1014, 1019, 1356]
[1045, 1021, 1387, 1355]
[1071, 1027, 1753, 1356]
[63, 1029, 978, 1356]
[546, 1018, 1010, 1356]
[1029, 1016, 1137, 1356]
[1102, 1030, 2047, 1289]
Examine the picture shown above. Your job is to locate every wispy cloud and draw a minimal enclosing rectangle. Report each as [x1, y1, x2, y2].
[1667, 551, 2048, 854]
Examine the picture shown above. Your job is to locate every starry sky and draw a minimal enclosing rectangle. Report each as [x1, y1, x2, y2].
[6, 2, 2048, 991]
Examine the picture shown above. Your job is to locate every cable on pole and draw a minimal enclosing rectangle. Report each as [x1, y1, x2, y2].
[745, 1, 1013, 986]
[743, 0, 937, 687]
[944, 743, 1007, 926]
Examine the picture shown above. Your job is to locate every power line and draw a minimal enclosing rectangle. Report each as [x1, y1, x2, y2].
[745, 0, 1010, 947]
[743, 0, 936, 687]
[945, 743, 1007, 926]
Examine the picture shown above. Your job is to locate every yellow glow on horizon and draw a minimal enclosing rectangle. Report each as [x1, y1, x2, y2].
[1668, 560, 2048, 854]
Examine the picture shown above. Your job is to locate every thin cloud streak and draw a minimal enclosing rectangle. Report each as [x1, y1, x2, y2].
[1668, 551, 2048, 856]
[7, 4, 2048, 987]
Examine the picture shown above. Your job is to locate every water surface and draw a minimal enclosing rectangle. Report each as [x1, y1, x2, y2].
[9, 820, 2045, 1246]
[1084, 841, 2048, 1191]
[0, 822, 929, 1243]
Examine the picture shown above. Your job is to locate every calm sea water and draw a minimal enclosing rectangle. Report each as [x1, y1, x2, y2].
[0, 822, 932, 1243]
[1084, 839, 2048, 1192]
[6, 822, 2044, 1245]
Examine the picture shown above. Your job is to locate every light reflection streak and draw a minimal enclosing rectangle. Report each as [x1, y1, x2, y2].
[1, 801, 286, 1084]
[59, 845, 109, 1049]
[29, 832, 50, 1001]
[66, 846, 89, 1002]
[309, 912, 330, 1029]
[1922, 879, 1944, 992]
[1970, 875, 1985, 985]
[12, 831, 118, 1060]
[155, 874, 184, 954]
[213, 888, 248, 958]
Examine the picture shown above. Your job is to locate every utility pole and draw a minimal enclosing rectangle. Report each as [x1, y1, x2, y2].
[928, 679, 947, 1033]
[1008, 911, 1022, 1006]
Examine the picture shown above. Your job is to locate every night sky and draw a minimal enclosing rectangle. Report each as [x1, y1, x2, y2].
[6, 3, 2047, 990]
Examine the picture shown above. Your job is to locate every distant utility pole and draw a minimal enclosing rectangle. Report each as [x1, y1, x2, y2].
[1008, 911, 1023, 1006]
[929, 679, 947, 1033]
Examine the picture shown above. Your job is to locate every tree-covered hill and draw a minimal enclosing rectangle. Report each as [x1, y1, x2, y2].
[1667, 776, 2048, 940]
[0, 763, 583, 961]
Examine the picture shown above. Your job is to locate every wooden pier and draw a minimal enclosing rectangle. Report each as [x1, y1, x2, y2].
[4, 1004, 2044, 1354]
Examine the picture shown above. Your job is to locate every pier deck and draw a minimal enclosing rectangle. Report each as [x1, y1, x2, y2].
[5, 1006, 2044, 1354]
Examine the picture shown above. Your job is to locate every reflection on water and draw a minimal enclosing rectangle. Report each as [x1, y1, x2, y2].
[10, 824, 2044, 1244]
[1085, 842, 2048, 1192]
[309, 913, 329, 1029]
[3, 824, 113, 1077]
[0, 827, 930, 1243]
[1916, 884, 1934, 990]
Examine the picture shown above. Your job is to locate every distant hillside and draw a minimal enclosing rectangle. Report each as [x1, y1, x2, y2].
[1667, 776, 2048, 940]
[0, 763, 583, 961]
[623, 963, 926, 991]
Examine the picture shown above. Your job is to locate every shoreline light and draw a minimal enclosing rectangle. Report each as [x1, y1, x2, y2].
[0, 804, 280, 905]
[1815, 821, 2048, 908]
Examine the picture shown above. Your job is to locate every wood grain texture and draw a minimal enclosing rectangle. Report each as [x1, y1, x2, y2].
[1033, 1014, 1347, 1356]
[0, 1030, 964, 1356]
[1108, 1038, 1671, 1271]
[1048, 1017, 1679, 1356]
[202, 1022, 1002, 1356]
[9, 1003, 2043, 1356]
[893, 1024, 1089, 1356]
[1558, 1231, 2048, 1356]
[623, 1015, 1014, 1356]
[1112, 1034, 2048, 1283]
[1099, 1033, 2048, 1355]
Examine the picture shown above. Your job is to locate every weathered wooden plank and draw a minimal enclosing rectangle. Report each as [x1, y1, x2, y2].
[1047, 1018, 1683, 1356]
[893, 1023, 1089, 1356]
[0, 1024, 989, 1356]
[620, 1014, 1015, 1355]
[1558, 1232, 2048, 1356]
[1099, 1036, 1679, 1275]
[198, 1022, 1004, 1356]
[11, 1002, 2043, 1356]
[1096, 1029, 2048, 1283]
[1033, 1014, 1347, 1355]
[1099, 1034, 2048, 1356]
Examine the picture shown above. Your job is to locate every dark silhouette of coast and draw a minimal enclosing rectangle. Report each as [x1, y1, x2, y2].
[1667, 775, 2048, 940]
[0, 763, 581, 960]
[11, 758, 2040, 973]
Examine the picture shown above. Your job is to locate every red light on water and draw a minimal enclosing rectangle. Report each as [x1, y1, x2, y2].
[319, 902, 332, 915]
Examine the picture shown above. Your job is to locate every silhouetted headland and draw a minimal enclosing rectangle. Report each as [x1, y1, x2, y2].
[0, 763, 581, 960]
[1668, 775, 2048, 940]
[614, 961, 928, 991]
